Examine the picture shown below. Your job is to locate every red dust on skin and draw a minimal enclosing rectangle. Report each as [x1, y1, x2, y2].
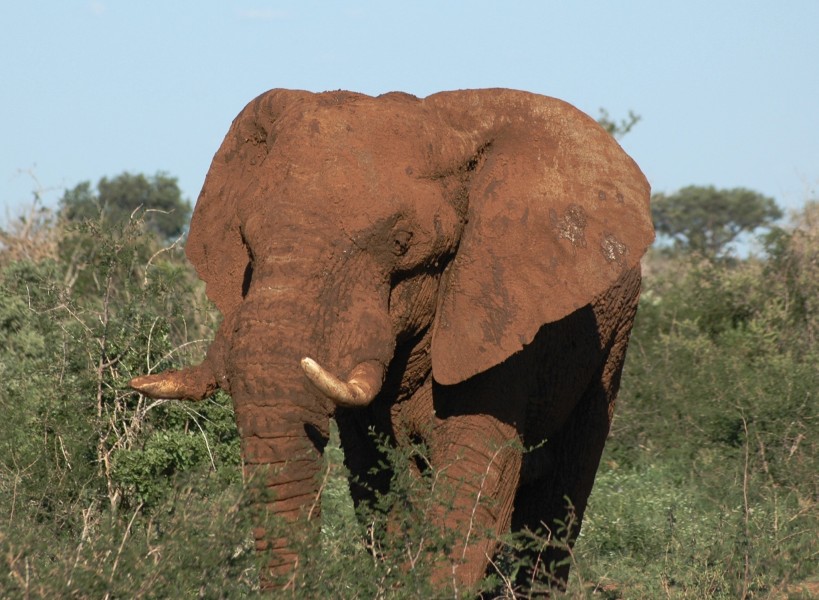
[130, 88, 653, 591]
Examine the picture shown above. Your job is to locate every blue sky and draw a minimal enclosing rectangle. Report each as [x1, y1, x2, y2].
[2, 1, 818, 224]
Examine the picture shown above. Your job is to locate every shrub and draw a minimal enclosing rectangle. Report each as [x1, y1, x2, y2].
[1, 194, 816, 597]
[0, 204, 246, 598]
[587, 211, 818, 597]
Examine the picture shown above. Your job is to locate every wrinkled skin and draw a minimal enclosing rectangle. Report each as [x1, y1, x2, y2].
[131, 88, 653, 590]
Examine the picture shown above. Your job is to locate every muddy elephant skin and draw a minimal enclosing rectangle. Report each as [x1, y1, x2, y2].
[131, 88, 654, 589]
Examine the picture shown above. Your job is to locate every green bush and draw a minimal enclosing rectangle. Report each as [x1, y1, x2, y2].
[1, 194, 816, 597]
[0, 206, 248, 598]
[583, 218, 818, 597]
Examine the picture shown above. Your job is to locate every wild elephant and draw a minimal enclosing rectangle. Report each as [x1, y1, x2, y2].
[131, 88, 653, 591]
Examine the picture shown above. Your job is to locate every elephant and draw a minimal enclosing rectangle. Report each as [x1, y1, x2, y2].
[130, 88, 653, 591]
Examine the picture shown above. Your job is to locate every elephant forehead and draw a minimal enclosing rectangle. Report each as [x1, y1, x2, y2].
[200, 89, 469, 269]
[258, 116, 447, 226]
[274, 96, 436, 155]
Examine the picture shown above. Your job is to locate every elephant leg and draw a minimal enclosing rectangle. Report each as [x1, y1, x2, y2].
[510, 314, 634, 591]
[510, 384, 610, 591]
[426, 412, 523, 591]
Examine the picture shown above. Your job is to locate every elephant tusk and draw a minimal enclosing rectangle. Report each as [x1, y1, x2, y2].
[129, 369, 215, 401]
[130, 373, 182, 399]
[300, 357, 384, 408]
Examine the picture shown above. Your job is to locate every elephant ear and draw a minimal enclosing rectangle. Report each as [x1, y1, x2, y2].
[427, 89, 654, 386]
[185, 89, 314, 317]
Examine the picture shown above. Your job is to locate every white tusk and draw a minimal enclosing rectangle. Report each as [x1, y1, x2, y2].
[300, 357, 384, 408]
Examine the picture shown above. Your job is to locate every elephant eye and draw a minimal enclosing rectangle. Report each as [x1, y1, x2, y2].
[392, 230, 413, 256]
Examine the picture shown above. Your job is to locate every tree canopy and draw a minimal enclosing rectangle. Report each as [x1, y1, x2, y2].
[651, 185, 782, 257]
[59, 171, 191, 239]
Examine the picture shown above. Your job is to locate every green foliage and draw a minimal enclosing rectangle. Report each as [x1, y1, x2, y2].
[578, 206, 818, 597]
[762, 200, 819, 344]
[1, 178, 816, 597]
[2, 481, 256, 598]
[110, 393, 241, 509]
[0, 192, 245, 598]
[285, 429, 578, 598]
[60, 171, 191, 240]
[57, 173, 192, 299]
[276, 432, 449, 597]
[652, 185, 783, 258]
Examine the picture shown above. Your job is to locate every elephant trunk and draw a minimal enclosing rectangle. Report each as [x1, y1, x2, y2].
[133, 245, 397, 585]
[232, 269, 394, 583]
[227, 292, 331, 584]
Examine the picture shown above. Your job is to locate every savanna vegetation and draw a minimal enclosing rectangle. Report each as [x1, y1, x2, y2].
[0, 170, 816, 598]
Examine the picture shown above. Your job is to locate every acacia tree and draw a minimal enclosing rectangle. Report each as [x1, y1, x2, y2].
[651, 185, 782, 258]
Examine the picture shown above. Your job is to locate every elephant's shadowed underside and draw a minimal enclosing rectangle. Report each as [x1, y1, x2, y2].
[130, 88, 653, 593]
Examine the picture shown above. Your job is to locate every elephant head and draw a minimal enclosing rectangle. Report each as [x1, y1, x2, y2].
[131, 88, 652, 587]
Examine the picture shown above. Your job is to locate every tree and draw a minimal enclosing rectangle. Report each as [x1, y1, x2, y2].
[651, 185, 782, 257]
[60, 171, 191, 240]
[597, 108, 641, 140]
[57, 172, 191, 296]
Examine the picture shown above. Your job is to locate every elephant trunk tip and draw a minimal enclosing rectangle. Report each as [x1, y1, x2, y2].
[300, 357, 384, 408]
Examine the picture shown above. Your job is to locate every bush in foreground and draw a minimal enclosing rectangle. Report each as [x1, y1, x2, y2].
[1, 198, 816, 597]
